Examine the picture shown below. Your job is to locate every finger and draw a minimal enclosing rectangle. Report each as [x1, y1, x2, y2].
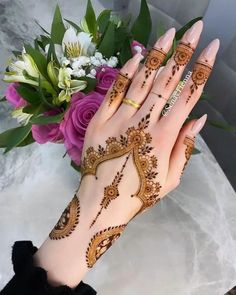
[163, 114, 207, 195]
[114, 27, 176, 119]
[96, 53, 143, 122]
[159, 38, 220, 148]
[139, 20, 203, 121]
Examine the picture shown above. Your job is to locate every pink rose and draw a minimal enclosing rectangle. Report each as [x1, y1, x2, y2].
[95, 66, 119, 95]
[32, 110, 64, 144]
[5, 83, 27, 108]
[131, 40, 147, 57]
[60, 91, 103, 165]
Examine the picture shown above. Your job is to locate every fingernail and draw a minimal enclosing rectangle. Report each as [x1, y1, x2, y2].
[191, 114, 207, 135]
[156, 27, 176, 49]
[184, 20, 203, 44]
[202, 39, 220, 62]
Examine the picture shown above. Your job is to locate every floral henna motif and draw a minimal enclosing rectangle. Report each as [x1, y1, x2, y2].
[90, 154, 131, 228]
[186, 61, 212, 103]
[81, 107, 161, 213]
[108, 72, 131, 106]
[49, 195, 80, 240]
[166, 42, 194, 86]
[181, 136, 195, 176]
[86, 225, 126, 268]
[142, 47, 166, 88]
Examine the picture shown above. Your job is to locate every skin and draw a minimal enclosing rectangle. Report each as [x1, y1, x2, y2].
[34, 20, 220, 288]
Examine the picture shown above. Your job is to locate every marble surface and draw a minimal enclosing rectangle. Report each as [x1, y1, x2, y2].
[0, 0, 236, 294]
[0, 136, 236, 295]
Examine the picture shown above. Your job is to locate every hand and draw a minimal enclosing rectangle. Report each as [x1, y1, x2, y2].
[34, 20, 220, 287]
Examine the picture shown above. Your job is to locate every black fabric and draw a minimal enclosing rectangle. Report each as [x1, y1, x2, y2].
[0, 241, 97, 295]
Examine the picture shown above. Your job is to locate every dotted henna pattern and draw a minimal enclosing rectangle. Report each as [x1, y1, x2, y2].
[86, 225, 126, 268]
[49, 195, 80, 240]
[142, 47, 166, 88]
[108, 72, 131, 106]
[81, 108, 161, 213]
[187, 61, 212, 103]
[166, 42, 194, 86]
[181, 136, 195, 176]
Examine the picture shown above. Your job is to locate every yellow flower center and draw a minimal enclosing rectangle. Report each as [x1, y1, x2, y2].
[65, 42, 81, 58]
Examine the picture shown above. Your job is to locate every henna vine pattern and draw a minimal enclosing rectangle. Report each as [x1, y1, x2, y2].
[187, 61, 212, 103]
[181, 136, 195, 176]
[90, 154, 131, 228]
[142, 47, 166, 88]
[166, 42, 194, 86]
[86, 225, 126, 268]
[108, 72, 131, 106]
[81, 108, 161, 213]
[49, 195, 80, 240]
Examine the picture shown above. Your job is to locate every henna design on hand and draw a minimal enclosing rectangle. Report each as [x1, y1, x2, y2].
[49, 195, 80, 240]
[81, 107, 161, 213]
[86, 225, 126, 268]
[186, 61, 212, 103]
[181, 136, 195, 176]
[142, 48, 166, 88]
[90, 154, 131, 228]
[108, 72, 131, 106]
[166, 42, 194, 87]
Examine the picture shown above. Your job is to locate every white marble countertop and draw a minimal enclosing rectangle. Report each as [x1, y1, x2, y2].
[0, 135, 236, 295]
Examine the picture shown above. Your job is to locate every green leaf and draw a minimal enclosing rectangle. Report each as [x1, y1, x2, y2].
[98, 22, 115, 57]
[175, 17, 202, 40]
[46, 40, 60, 65]
[97, 9, 111, 35]
[38, 76, 55, 108]
[85, 0, 97, 40]
[79, 77, 97, 94]
[131, 0, 152, 46]
[51, 5, 66, 44]
[156, 21, 166, 39]
[0, 96, 6, 102]
[22, 104, 46, 115]
[71, 160, 81, 172]
[35, 20, 50, 35]
[207, 120, 236, 132]
[192, 147, 201, 154]
[119, 37, 133, 66]
[0, 124, 32, 153]
[30, 112, 64, 125]
[17, 132, 35, 147]
[16, 84, 41, 105]
[200, 92, 212, 101]
[24, 44, 48, 79]
[64, 19, 82, 32]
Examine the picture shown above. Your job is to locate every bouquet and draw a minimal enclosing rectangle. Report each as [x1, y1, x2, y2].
[0, 0, 233, 171]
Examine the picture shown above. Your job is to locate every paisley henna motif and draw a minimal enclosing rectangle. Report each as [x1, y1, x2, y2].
[186, 61, 212, 103]
[49, 195, 80, 240]
[181, 136, 195, 175]
[86, 225, 126, 268]
[142, 47, 166, 88]
[166, 42, 194, 86]
[90, 154, 131, 228]
[108, 72, 131, 106]
[81, 108, 161, 213]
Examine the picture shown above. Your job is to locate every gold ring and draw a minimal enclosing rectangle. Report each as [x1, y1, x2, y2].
[122, 98, 141, 109]
[150, 92, 168, 101]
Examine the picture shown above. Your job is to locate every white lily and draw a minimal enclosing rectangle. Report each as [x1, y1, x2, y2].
[55, 67, 87, 104]
[11, 108, 33, 125]
[62, 27, 93, 58]
[4, 53, 40, 86]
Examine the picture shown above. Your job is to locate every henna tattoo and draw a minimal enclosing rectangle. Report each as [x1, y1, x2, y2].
[86, 225, 126, 268]
[49, 195, 80, 240]
[142, 47, 166, 88]
[108, 72, 131, 106]
[186, 61, 212, 103]
[166, 42, 194, 86]
[90, 154, 131, 228]
[181, 136, 195, 176]
[81, 107, 161, 213]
